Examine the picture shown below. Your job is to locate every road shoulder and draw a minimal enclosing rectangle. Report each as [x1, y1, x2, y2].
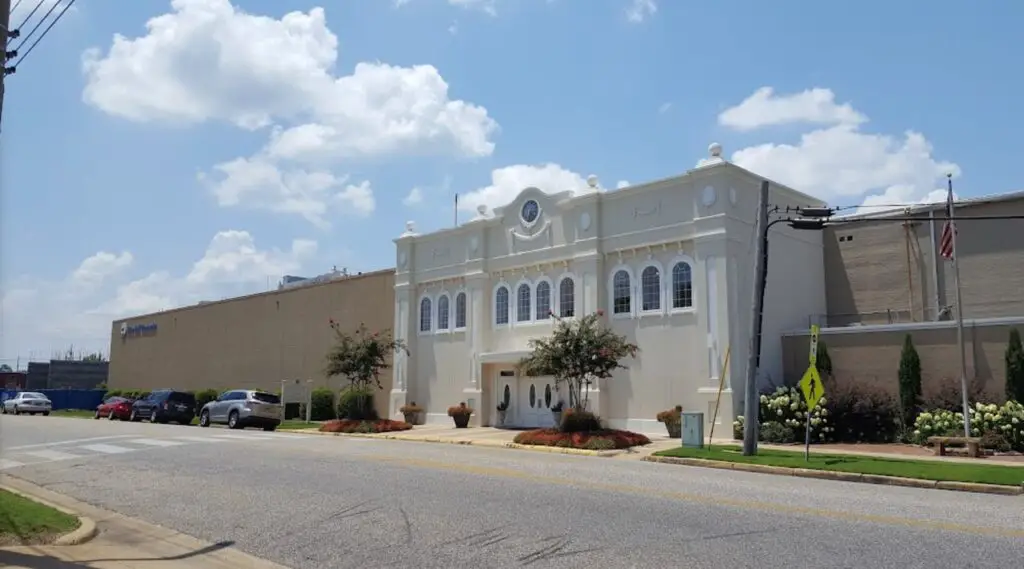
[0, 475, 292, 569]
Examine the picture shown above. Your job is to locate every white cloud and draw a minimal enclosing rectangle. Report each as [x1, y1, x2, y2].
[719, 87, 867, 132]
[457, 163, 598, 213]
[403, 187, 424, 206]
[0, 231, 317, 362]
[81, 0, 497, 225]
[626, 0, 657, 23]
[720, 87, 959, 209]
[395, 0, 497, 14]
[616, 180, 630, 189]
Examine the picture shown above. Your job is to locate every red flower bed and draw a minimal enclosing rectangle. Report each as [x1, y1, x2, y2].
[319, 419, 413, 434]
[513, 428, 650, 450]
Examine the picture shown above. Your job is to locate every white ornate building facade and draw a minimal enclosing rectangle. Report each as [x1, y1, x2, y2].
[389, 146, 827, 434]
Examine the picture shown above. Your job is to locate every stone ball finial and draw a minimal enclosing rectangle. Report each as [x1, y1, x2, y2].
[586, 174, 599, 188]
[476, 204, 487, 215]
[709, 142, 723, 157]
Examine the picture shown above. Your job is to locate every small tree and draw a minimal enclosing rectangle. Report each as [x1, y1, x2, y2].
[1006, 328, 1024, 403]
[518, 310, 638, 415]
[325, 320, 408, 420]
[897, 333, 923, 428]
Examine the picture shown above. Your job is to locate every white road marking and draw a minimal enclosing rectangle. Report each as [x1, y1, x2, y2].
[2, 435, 136, 452]
[0, 458, 25, 469]
[174, 436, 229, 443]
[127, 438, 185, 447]
[209, 434, 270, 441]
[23, 449, 81, 461]
[80, 443, 134, 455]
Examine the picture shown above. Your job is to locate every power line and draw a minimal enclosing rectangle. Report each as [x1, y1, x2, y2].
[8, 0, 74, 71]
[10, 0, 23, 16]
[10, 0, 61, 54]
[11, 0, 44, 32]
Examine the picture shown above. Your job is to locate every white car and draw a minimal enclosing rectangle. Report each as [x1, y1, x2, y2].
[1, 392, 53, 416]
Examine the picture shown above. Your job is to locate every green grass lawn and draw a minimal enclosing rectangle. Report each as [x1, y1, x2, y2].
[654, 445, 1024, 487]
[0, 489, 79, 546]
[50, 409, 95, 419]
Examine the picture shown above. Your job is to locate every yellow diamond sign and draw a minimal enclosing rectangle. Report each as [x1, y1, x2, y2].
[799, 366, 825, 410]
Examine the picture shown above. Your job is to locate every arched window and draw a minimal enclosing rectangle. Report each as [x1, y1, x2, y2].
[437, 295, 450, 330]
[612, 270, 631, 315]
[495, 286, 510, 325]
[535, 281, 551, 320]
[517, 283, 532, 322]
[558, 277, 575, 317]
[641, 266, 661, 311]
[454, 292, 467, 329]
[419, 297, 432, 332]
[671, 261, 693, 309]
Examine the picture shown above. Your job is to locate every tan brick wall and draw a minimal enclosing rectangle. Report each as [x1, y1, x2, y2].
[108, 270, 396, 419]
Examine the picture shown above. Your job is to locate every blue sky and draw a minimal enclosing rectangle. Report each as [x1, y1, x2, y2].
[1, 0, 1021, 364]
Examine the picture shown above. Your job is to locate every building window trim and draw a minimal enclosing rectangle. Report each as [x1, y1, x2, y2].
[534, 277, 554, 323]
[436, 292, 451, 333]
[493, 282, 511, 328]
[418, 294, 433, 335]
[668, 254, 697, 314]
[556, 272, 578, 319]
[608, 265, 635, 319]
[639, 260, 665, 316]
[453, 290, 468, 332]
[514, 278, 533, 324]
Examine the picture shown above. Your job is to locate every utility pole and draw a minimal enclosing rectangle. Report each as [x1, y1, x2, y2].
[742, 180, 770, 456]
[1, 0, 12, 134]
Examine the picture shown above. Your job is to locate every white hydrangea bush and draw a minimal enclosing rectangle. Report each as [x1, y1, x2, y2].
[732, 386, 832, 443]
[913, 400, 1024, 451]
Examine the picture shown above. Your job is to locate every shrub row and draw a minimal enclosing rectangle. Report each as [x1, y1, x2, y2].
[913, 401, 1024, 451]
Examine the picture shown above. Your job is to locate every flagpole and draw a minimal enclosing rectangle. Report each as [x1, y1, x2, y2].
[454, 193, 459, 227]
[947, 173, 972, 438]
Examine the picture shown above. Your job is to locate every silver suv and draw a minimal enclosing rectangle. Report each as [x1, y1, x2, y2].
[198, 390, 282, 431]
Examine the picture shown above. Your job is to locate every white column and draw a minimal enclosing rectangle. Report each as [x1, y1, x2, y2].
[467, 277, 486, 389]
[705, 255, 721, 382]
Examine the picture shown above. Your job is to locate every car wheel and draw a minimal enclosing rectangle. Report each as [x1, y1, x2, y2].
[263, 425, 277, 432]
[94, 409, 101, 419]
[42, 411, 49, 416]
[130, 409, 138, 422]
[227, 411, 240, 430]
[13, 406, 19, 415]
[199, 411, 210, 427]
[1, 405, 6, 414]
[108, 411, 116, 421]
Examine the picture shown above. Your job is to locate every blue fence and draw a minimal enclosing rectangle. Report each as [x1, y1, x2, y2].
[0, 389, 106, 411]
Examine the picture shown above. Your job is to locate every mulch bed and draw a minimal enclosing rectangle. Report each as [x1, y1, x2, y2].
[319, 419, 413, 434]
[513, 429, 651, 450]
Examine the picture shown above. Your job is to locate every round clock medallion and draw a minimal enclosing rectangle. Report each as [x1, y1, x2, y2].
[521, 199, 540, 225]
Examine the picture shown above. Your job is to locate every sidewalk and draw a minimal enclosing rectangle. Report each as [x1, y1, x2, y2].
[296, 424, 1024, 466]
[0, 476, 289, 569]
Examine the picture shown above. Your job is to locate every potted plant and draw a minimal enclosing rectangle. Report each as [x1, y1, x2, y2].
[656, 405, 683, 438]
[496, 400, 509, 426]
[550, 401, 564, 427]
[448, 402, 473, 428]
[400, 402, 423, 425]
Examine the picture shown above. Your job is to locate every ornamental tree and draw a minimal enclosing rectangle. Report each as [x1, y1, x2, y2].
[1006, 328, 1024, 403]
[897, 333, 922, 429]
[518, 310, 639, 414]
[325, 320, 408, 419]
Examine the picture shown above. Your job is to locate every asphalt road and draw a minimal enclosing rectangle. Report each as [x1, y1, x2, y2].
[2, 415, 1023, 569]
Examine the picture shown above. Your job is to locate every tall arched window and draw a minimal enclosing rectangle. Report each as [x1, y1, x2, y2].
[558, 277, 575, 317]
[437, 295, 450, 330]
[641, 266, 661, 311]
[517, 283, 532, 322]
[672, 261, 693, 309]
[454, 292, 467, 329]
[419, 297, 432, 332]
[612, 270, 631, 315]
[535, 281, 551, 320]
[495, 286, 510, 325]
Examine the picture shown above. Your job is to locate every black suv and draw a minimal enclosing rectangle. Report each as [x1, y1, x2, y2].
[130, 390, 196, 424]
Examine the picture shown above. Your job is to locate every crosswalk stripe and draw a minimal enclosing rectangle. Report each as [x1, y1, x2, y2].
[127, 438, 185, 447]
[0, 458, 25, 469]
[80, 443, 134, 455]
[174, 436, 229, 443]
[23, 449, 80, 461]
[209, 434, 269, 441]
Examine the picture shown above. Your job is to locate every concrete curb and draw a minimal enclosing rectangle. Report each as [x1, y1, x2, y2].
[641, 456, 1024, 496]
[1, 484, 99, 546]
[300, 429, 633, 457]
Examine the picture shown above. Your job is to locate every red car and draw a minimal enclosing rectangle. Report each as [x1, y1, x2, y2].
[95, 396, 134, 421]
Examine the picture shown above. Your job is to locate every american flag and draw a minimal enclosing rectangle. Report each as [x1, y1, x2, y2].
[939, 178, 956, 260]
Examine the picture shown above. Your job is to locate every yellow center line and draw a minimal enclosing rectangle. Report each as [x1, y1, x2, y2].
[370, 454, 1024, 539]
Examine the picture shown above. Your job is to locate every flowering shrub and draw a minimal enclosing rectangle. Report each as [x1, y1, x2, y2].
[319, 419, 412, 434]
[913, 400, 1024, 451]
[732, 386, 832, 444]
[513, 428, 650, 450]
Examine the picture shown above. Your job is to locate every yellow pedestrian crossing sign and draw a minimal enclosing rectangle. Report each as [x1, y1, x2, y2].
[800, 367, 824, 410]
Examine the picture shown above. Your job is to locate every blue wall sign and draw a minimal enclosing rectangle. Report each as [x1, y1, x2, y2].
[121, 322, 158, 338]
